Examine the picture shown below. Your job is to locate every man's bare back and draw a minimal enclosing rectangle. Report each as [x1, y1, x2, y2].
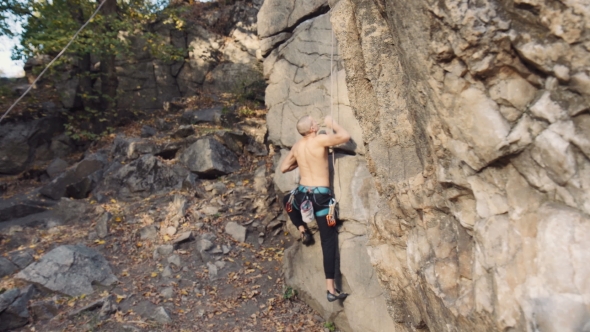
[280, 115, 350, 186]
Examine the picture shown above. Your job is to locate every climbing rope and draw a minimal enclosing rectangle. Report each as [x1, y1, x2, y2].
[0, 0, 108, 124]
[327, 28, 340, 227]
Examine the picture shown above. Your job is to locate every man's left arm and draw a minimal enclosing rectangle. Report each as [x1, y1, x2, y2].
[280, 149, 298, 173]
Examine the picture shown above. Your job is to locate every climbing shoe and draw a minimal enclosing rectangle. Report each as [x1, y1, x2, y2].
[327, 290, 348, 302]
[301, 230, 314, 246]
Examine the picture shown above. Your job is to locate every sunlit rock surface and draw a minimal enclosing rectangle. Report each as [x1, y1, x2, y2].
[263, 0, 590, 330]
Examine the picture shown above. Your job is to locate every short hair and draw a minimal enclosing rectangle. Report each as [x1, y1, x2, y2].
[296, 115, 312, 136]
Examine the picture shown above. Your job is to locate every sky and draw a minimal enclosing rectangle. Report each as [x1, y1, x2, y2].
[0, 36, 24, 78]
[0, 15, 24, 78]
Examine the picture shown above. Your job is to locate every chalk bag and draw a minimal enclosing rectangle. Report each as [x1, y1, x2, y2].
[301, 199, 314, 223]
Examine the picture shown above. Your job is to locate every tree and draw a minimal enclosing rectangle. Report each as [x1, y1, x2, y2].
[1, 0, 184, 138]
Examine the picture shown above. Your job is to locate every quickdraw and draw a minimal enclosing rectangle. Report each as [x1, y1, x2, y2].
[326, 198, 337, 227]
[285, 188, 296, 212]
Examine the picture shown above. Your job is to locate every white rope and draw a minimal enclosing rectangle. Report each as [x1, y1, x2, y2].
[330, 27, 340, 203]
[0, 0, 108, 124]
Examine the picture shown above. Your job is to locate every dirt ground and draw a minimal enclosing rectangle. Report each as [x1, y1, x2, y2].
[0, 89, 336, 332]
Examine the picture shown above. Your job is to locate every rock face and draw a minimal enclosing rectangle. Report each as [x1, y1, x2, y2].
[0, 117, 64, 175]
[259, 0, 394, 329]
[16, 245, 118, 297]
[262, 0, 590, 331]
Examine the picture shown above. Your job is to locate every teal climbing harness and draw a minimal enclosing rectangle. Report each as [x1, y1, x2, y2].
[284, 185, 337, 227]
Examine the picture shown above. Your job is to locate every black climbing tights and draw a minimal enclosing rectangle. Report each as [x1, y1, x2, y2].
[283, 192, 338, 279]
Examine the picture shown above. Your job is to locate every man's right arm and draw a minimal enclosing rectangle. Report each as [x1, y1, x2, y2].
[316, 115, 351, 147]
[280, 148, 298, 173]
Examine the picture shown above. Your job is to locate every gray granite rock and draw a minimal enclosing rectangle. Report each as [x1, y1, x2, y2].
[6, 249, 35, 269]
[15, 245, 117, 297]
[96, 212, 111, 238]
[152, 306, 171, 323]
[179, 137, 240, 178]
[225, 221, 247, 242]
[0, 257, 18, 278]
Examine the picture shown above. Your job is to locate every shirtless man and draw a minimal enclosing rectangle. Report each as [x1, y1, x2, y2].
[280, 114, 350, 302]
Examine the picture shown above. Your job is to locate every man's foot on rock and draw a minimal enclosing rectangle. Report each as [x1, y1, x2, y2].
[327, 290, 348, 302]
[301, 230, 314, 246]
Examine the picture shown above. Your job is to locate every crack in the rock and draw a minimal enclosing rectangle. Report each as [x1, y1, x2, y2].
[264, 4, 331, 39]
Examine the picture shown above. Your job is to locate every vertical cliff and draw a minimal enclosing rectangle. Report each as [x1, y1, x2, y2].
[330, 0, 590, 331]
[262, 0, 590, 331]
[258, 0, 397, 331]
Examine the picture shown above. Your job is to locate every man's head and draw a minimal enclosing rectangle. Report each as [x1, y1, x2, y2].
[296, 115, 318, 136]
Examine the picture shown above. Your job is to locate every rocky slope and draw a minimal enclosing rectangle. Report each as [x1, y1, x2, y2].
[0, 98, 332, 331]
[260, 0, 590, 331]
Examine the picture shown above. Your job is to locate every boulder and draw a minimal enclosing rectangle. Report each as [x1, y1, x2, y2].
[111, 135, 197, 161]
[6, 249, 35, 269]
[0, 257, 18, 278]
[15, 245, 118, 297]
[0, 192, 53, 222]
[225, 221, 247, 242]
[172, 125, 195, 138]
[0, 285, 36, 332]
[140, 125, 157, 138]
[180, 107, 223, 125]
[179, 137, 240, 177]
[40, 153, 107, 200]
[53, 198, 95, 224]
[30, 300, 60, 321]
[98, 154, 189, 200]
[46, 158, 69, 178]
[0, 123, 32, 174]
[215, 130, 249, 155]
[50, 134, 75, 158]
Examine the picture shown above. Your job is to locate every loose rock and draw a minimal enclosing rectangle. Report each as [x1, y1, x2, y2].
[96, 212, 111, 238]
[7, 249, 35, 269]
[167, 254, 181, 267]
[160, 287, 174, 299]
[225, 221, 247, 242]
[16, 245, 118, 297]
[0, 257, 18, 278]
[152, 306, 171, 323]
[139, 225, 158, 240]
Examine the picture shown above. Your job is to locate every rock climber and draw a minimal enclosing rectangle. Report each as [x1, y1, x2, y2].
[280, 114, 350, 302]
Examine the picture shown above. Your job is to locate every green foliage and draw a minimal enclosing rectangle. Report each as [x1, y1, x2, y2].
[7, 0, 184, 64]
[1, 0, 186, 139]
[237, 106, 255, 118]
[323, 322, 336, 332]
[283, 286, 297, 300]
